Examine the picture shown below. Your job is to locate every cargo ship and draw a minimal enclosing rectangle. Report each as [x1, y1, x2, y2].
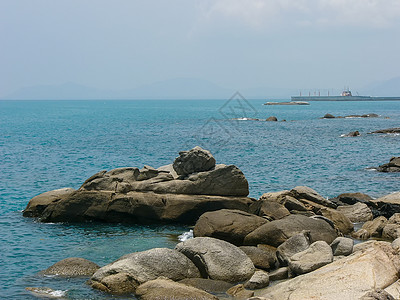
[291, 88, 400, 101]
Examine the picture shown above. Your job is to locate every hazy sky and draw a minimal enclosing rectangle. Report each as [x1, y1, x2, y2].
[1, 0, 400, 97]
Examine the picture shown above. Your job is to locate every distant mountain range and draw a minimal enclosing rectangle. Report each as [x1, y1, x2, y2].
[2, 76, 400, 100]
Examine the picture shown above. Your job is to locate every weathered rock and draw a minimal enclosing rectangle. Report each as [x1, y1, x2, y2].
[360, 289, 395, 300]
[90, 248, 200, 294]
[23, 188, 76, 218]
[353, 216, 388, 239]
[27, 190, 253, 224]
[226, 284, 254, 299]
[382, 213, 400, 240]
[385, 280, 400, 299]
[330, 192, 373, 206]
[289, 241, 333, 275]
[377, 157, 400, 173]
[268, 267, 289, 281]
[276, 231, 311, 266]
[330, 237, 353, 256]
[290, 186, 336, 208]
[178, 278, 234, 294]
[282, 196, 308, 212]
[266, 116, 278, 121]
[244, 215, 337, 247]
[43, 257, 99, 276]
[157, 164, 178, 179]
[239, 246, 277, 271]
[319, 207, 353, 234]
[194, 209, 268, 246]
[260, 241, 400, 300]
[249, 200, 290, 221]
[175, 237, 255, 283]
[323, 113, 335, 119]
[391, 237, 400, 250]
[371, 192, 400, 219]
[369, 128, 400, 134]
[173, 146, 216, 176]
[135, 278, 218, 300]
[244, 270, 269, 290]
[337, 202, 373, 223]
[259, 190, 291, 202]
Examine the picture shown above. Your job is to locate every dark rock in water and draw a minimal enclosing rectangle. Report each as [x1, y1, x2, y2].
[369, 127, 400, 134]
[361, 113, 379, 118]
[226, 284, 254, 298]
[343, 130, 361, 137]
[178, 278, 234, 294]
[244, 214, 337, 247]
[90, 248, 200, 294]
[173, 146, 216, 176]
[266, 116, 278, 121]
[193, 209, 268, 246]
[135, 278, 218, 300]
[239, 246, 278, 271]
[44, 257, 99, 276]
[330, 192, 373, 206]
[24, 147, 253, 224]
[323, 113, 335, 119]
[377, 157, 400, 173]
[175, 237, 255, 283]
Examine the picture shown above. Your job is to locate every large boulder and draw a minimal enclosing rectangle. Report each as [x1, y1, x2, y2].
[172, 146, 216, 176]
[135, 278, 218, 300]
[43, 257, 99, 276]
[276, 231, 311, 266]
[371, 192, 400, 218]
[244, 270, 270, 290]
[353, 216, 388, 239]
[240, 246, 278, 271]
[382, 213, 400, 240]
[26, 190, 253, 224]
[90, 248, 200, 294]
[249, 200, 290, 220]
[337, 202, 373, 223]
[175, 237, 255, 283]
[377, 157, 400, 173]
[289, 241, 333, 275]
[244, 215, 337, 247]
[290, 186, 336, 208]
[193, 209, 268, 246]
[260, 241, 400, 300]
[330, 237, 353, 256]
[319, 207, 353, 234]
[330, 192, 373, 206]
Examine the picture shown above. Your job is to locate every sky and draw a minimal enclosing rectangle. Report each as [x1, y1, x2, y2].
[1, 0, 400, 97]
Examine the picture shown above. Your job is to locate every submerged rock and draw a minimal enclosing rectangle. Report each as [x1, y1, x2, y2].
[377, 157, 400, 173]
[369, 128, 400, 134]
[43, 257, 99, 277]
[343, 130, 360, 137]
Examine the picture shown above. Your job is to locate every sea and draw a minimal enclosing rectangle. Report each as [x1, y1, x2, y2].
[0, 98, 399, 299]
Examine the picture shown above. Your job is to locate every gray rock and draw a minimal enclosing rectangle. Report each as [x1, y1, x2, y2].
[330, 192, 373, 206]
[239, 246, 277, 271]
[330, 237, 354, 256]
[175, 237, 255, 283]
[244, 215, 337, 247]
[244, 270, 269, 290]
[337, 202, 373, 223]
[44, 257, 99, 277]
[249, 200, 290, 221]
[382, 213, 400, 240]
[268, 267, 289, 281]
[135, 278, 218, 300]
[391, 237, 400, 250]
[173, 146, 216, 176]
[290, 186, 336, 208]
[289, 241, 333, 275]
[360, 289, 395, 300]
[276, 231, 311, 266]
[282, 196, 308, 212]
[194, 209, 268, 246]
[377, 157, 400, 173]
[178, 278, 234, 294]
[90, 248, 200, 294]
[343, 130, 360, 137]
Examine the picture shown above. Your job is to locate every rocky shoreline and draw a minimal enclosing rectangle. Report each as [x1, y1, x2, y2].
[24, 147, 400, 300]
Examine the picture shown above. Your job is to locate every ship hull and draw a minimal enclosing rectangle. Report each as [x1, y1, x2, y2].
[291, 96, 400, 101]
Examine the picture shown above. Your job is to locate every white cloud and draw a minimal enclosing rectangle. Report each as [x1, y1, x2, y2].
[196, 0, 400, 30]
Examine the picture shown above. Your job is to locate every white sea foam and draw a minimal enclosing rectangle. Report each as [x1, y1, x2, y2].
[178, 229, 193, 241]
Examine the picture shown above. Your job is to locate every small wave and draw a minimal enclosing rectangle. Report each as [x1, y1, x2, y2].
[26, 287, 67, 298]
[178, 229, 193, 241]
[365, 167, 377, 172]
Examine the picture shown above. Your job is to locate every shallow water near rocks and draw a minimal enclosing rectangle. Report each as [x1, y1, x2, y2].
[1, 99, 399, 299]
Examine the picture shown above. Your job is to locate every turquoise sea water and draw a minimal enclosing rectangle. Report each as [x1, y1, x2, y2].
[0, 99, 399, 299]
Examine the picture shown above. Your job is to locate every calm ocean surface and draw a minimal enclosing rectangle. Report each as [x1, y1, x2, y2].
[0, 99, 399, 299]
